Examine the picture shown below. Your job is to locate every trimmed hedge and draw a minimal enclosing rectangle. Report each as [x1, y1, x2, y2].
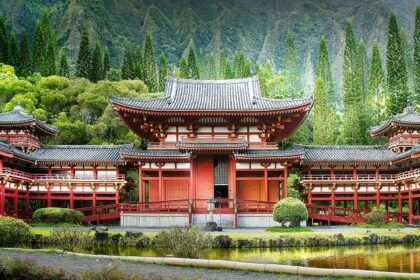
[33, 207, 84, 224]
[273, 197, 308, 227]
[0, 216, 32, 246]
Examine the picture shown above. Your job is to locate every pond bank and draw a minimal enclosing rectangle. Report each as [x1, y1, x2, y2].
[1, 248, 419, 279]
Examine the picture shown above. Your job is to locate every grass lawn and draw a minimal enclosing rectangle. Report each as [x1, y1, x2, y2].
[352, 222, 405, 228]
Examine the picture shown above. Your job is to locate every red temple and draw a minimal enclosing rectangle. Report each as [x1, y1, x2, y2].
[0, 77, 419, 227]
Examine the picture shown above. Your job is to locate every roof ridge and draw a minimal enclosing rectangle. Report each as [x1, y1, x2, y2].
[168, 75, 259, 85]
[295, 144, 389, 149]
[40, 144, 133, 149]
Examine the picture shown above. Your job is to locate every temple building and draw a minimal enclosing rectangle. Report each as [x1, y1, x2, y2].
[0, 76, 419, 227]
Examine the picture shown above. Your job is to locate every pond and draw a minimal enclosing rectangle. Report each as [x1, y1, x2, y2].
[71, 244, 420, 273]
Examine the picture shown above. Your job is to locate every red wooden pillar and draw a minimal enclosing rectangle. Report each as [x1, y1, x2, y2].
[282, 163, 288, 198]
[229, 156, 238, 228]
[92, 189, 97, 208]
[13, 185, 19, 217]
[408, 182, 413, 224]
[264, 166, 268, 202]
[25, 188, 30, 218]
[376, 185, 381, 209]
[69, 166, 75, 209]
[398, 185, 402, 222]
[353, 184, 359, 220]
[0, 158, 4, 216]
[188, 158, 194, 225]
[115, 189, 120, 206]
[138, 164, 143, 204]
[158, 167, 163, 201]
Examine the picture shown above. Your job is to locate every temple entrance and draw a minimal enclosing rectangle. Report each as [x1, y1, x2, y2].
[214, 156, 229, 208]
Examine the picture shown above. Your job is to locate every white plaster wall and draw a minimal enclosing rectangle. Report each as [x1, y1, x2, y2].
[120, 213, 189, 227]
[238, 214, 280, 228]
[192, 214, 234, 228]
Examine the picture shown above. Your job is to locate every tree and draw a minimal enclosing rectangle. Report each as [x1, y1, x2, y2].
[76, 28, 91, 79]
[102, 47, 111, 78]
[368, 42, 388, 127]
[7, 32, 18, 68]
[414, 6, 420, 104]
[358, 40, 369, 142]
[32, 21, 45, 74]
[45, 40, 56, 76]
[273, 197, 308, 227]
[218, 50, 225, 79]
[122, 43, 134, 80]
[223, 59, 233, 79]
[142, 33, 158, 92]
[387, 12, 409, 115]
[283, 31, 302, 98]
[59, 53, 70, 77]
[341, 21, 363, 144]
[209, 51, 216, 79]
[198, 48, 206, 79]
[313, 78, 335, 144]
[18, 31, 31, 77]
[187, 47, 199, 79]
[158, 52, 168, 91]
[134, 45, 143, 80]
[316, 36, 334, 105]
[90, 41, 103, 82]
[0, 16, 8, 63]
[179, 56, 188, 78]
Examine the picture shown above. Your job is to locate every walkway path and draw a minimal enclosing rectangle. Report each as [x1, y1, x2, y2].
[0, 249, 353, 280]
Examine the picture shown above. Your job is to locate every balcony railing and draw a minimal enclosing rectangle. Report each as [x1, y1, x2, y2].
[8, 137, 40, 148]
[0, 167, 125, 181]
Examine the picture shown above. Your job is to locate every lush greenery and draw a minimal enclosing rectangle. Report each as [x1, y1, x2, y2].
[273, 197, 309, 227]
[0, 2, 418, 146]
[32, 207, 84, 224]
[0, 217, 32, 247]
[353, 222, 405, 229]
[153, 226, 213, 258]
[265, 226, 312, 233]
[365, 207, 387, 224]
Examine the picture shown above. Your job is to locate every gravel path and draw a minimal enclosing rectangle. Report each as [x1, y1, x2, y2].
[0, 249, 352, 280]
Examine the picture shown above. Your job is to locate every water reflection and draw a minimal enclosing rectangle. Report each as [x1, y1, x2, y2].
[75, 244, 420, 273]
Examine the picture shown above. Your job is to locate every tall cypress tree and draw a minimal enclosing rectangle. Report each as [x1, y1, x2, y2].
[283, 31, 302, 97]
[302, 50, 315, 97]
[143, 34, 157, 92]
[45, 40, 56, 76]
[387, 12, 409, 115]
[8, 32, 18, 68]
[187, 47, 199, 79]
[90, 41, 103, 82]
[198, 48, 205, 79]
[414, 6, 420, 103]
[59, 53, 69, 77]
[158, 52, 168, 91]
[18, 30, 31, 77]
[102, 47, 111, 78]
[358, 40, 369, 142]
[179, 56, 188, 78]
[313, 78, 335, 144]
[76, 28, 91, 79]
[134, 45, 143, 80]
[121, 43, 134, 80]
[368, 42, 388, 128]
[219, 50, 225, 79]
[0, 16, 8, 63]
[209, 51, 216, 79]
[32, 21, 44, 74]
[341, 20, 363, 144]
[224, 59, 233, 79]
[316, 36, 334, 104]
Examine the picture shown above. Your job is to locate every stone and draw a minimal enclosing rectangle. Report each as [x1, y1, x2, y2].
[125, 231, 144, 239]
[214, 235, 232, 248]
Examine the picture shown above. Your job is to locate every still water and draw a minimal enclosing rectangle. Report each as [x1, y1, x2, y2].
[76, 244, 420, 273]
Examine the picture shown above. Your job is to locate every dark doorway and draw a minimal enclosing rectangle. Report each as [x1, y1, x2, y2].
[214, 185, 228, 199]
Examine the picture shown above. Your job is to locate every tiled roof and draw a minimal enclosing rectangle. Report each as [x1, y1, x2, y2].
[0, 106, 58, 134]
[0, 142, 34, 162]
[30, 144, 133, 164]
[370, 107, 420, 135]
[297, 145, 397, 164]
[392, 145, 420, 162]
[176, 138, 248, 151]
[122, 149, 191, 162]
[235, 149, 303, 158]
[110, 76, 313, 112]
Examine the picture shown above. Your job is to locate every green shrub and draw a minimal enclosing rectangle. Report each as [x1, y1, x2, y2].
[0, 217, 32, 247]
[33, 207, 84, 224]
[153, 226, 212, 258]
[273, 197, 308, 227]
[365, 208, 386, 224]
[265, 226, 312, 232]
[0, 257, 72, 279]
[48, 225, 92, 251]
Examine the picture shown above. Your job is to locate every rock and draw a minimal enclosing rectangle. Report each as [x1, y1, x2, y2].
[94, 231, 109, 245]
[237, 239, 253, 248]
[334, 233, 346, 246]
[203, 222, 222, 232]
[111, 234, 122, 244]
[214, 235, 232, 248]
[125, 231, 143, 239]
[135, 236, 150, 247]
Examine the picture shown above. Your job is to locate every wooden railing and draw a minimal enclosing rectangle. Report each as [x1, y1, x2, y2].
[0, 167, 126, 181]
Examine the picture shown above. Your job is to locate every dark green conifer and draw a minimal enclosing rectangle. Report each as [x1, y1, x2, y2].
[0, 16, 8, 63]
[45, 40, 56, 76]
[179, 56, 188, 78]
[18, 30, 31, 77]
[134, 45, 143, 80]
[187, 47, 199, 79]
[414, 6, 420, 103]
[387, 12, 409, 114]
[224, 59, 233, 79]
[316, 36, 334, 104]
[59, 53, 70, 77]
[32, 21, 45, 74]
[143, 34, 157, 91]
[122, 43, 134, 80]
[90, 41, 103, 82]
[209, 52, 216, 79]
[198, 48, 206, 79]
[219, 50, 225, 79]
[8, 32, 18, 67]
[158, 52, 168, 91]
[102, 47, 111, 78]
[76, 28, 91, 78]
